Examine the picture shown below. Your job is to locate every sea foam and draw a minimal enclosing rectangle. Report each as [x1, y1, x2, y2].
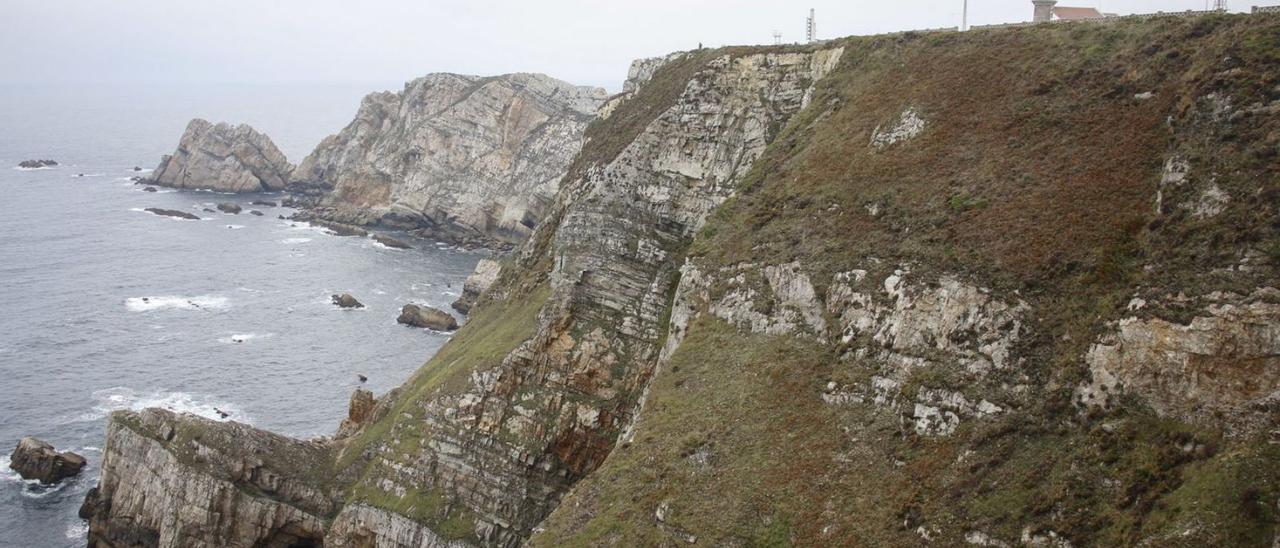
[125, 295, 229, 312]
[77, 386, 249, 424]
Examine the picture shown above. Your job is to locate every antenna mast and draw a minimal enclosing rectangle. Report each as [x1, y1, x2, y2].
[773, 30, 783, 45]
[1212, 0, 1227, 10]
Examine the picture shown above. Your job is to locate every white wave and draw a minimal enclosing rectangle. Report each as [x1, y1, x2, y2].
[284, 221, 332, 234]
[76, 386, 249, 423]
[125, 295, 229, 312]
[71, 173, 105, 178]
[13, 165, 56, 171]
[216, 332, 272, 344]
[225, 224, 245, 229]
[66, 522, 89, 539]
[81, 446, 101, 452]
[279, 237, 312, 244]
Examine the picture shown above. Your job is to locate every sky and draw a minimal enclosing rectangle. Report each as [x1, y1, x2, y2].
[0, 0, 1239, 91]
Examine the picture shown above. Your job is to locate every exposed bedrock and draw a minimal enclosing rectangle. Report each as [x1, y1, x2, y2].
[146, 118, 294, 193]
[289, 72, 607, 248]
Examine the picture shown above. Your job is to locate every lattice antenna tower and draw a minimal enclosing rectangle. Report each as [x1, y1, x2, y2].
[773, 30, 783, 45]
[806, 9, 816, 43]
[1212, 0, 1227, 10]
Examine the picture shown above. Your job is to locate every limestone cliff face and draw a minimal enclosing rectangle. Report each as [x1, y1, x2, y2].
[82, 409, 336, 548]
[148, 119, 294, 193]
[290, 73, 607, 246]
[85, 15, 1280, 548]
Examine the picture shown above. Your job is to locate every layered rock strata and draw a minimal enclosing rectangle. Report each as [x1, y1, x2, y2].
[146, 119, 294, 193]
[289, 73, 607, 247]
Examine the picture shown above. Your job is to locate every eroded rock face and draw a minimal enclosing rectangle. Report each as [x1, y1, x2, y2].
[290, 73, 607, 246]
[335, 46, 848, 547]
[1077, 288, 1280, 430]
[148, 119, 294, 193]
[82, 409, 334, 548]
[451, 259, 502, 314]
[9, 437, 85, 484]
[666, 260, 1024, 438]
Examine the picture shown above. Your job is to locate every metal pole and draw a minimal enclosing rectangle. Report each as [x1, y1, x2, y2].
[962, 0, 968, 30]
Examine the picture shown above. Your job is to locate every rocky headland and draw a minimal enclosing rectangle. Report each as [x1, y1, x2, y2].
[83, 13, 1280, 548]
[287, 72, 608, 248]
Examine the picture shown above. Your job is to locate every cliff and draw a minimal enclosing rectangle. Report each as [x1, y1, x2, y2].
[87, 13, 1280, 548]
[289, 73, 607, 247]
[147, 118, 294, 193]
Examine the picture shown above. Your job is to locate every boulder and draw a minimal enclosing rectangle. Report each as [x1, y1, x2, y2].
[331, 293, 364, 309]
[142, 186, 158, 192]
[251, 200, 278, 207]
[18, 159, 57, 169]
[249, 210, 264, 216]
[144, 208, 200, 220]
[397, 304, 458, 331]
[372, 234, 411, 249]
[451, 258, 502, 314]
[146, 118, 294, 193]
[9, 437, 86, 484]
[217, 202, 242, 214]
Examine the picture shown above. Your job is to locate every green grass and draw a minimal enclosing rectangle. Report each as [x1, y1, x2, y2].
[335, 282, 550, 471]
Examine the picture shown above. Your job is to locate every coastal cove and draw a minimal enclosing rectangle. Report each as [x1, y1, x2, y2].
[0, 83, 480, 548]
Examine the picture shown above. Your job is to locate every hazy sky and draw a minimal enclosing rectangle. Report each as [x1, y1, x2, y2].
[1, 0, 1231, 90]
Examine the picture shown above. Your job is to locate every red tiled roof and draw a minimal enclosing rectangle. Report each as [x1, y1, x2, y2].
[1053, 6, 1105, 19]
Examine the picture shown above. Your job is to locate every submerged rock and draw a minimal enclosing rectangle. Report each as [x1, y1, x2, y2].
[146, 118, 294, 193]
[451, 258, 501, 314]
[249, 210, 264, 216]
[17, 159, 57, 169]
[142, 186, 158, 192]
[9, 437, 86, 484]
[396, 304, 458, 331]
[251, 200, 277, 207]
[371, 233, 411, 249]
[216, 202, 242, 214]
[331, 293, 363, 309]
[144, 207, 200, 220]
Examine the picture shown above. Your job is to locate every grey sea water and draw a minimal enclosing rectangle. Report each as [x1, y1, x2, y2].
[0, 83, 480, 547]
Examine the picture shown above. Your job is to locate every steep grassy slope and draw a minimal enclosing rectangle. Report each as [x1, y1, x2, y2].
[533, 14, 1280, 547]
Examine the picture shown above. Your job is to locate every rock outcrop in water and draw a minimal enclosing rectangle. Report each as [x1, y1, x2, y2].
[396, 303, 458, 331]
[288, 73, 607, 247]
[147, 119, 294, 193]
[143, 208, 200, 220]
[84, 15, 1280, 548]
[17, 159, 58, 169]
[332, 293, 364, 309]
[9, 437, 85, 484]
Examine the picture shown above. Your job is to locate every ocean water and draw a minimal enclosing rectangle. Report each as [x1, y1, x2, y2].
[0, 83, 480, 547]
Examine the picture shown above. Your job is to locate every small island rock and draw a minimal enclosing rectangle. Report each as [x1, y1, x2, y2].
[9, 437, 86, 484]
[332, 294, 364, 309]
[216, 202, 242, 214]
[18, 159, 58, 169]
[397, 304, 458, 331]
[144, 208, 200, 220]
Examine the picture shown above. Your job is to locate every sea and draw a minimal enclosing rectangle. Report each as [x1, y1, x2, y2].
[0, 82, 482, 547]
